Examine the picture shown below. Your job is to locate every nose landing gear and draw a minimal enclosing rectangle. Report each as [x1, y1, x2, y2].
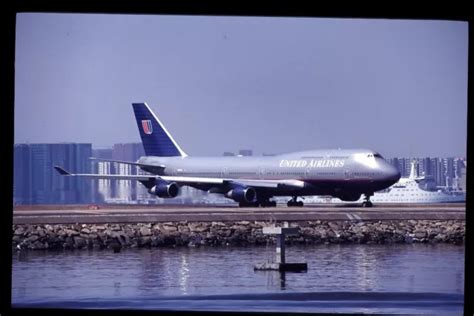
[361, 193, 373, 207]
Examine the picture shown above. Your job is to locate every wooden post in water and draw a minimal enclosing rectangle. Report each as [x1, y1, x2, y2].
[254, 222, 307, 272]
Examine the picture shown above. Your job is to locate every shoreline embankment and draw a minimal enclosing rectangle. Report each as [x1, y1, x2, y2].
[12, 220, 465, 251]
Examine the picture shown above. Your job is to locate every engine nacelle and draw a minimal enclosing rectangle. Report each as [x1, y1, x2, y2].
[225, 186, 256, 203]
[336, 192, 361, 202]
[148, 180, 179, 198]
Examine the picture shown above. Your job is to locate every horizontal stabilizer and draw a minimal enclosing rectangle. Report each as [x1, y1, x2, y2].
[54, 165, 157, 181]
[54, 166, 71, 175]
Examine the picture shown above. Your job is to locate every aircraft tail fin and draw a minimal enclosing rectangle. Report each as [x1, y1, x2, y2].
[132, 103, 187, 157]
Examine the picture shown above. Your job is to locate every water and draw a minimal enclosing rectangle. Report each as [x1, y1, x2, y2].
[12, 244, 464, 314]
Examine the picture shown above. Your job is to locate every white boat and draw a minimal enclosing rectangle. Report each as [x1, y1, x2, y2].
[303, 161, 466, 204]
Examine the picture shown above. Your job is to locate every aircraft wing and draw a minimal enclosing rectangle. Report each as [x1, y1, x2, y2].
[55, 166, 305, 190]
[161, 176, 305, 190]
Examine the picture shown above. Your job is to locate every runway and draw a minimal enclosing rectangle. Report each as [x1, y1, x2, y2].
[13, 203, 466, 224]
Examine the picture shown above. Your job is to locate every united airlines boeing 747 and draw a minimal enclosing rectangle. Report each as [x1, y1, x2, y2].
[55, 103, 400, 207]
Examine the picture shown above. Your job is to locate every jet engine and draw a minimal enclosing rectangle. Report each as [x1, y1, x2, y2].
[148, 180, 180, 198]
[225, 186, 256, 203]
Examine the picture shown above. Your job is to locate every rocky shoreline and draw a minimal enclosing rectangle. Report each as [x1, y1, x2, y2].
[12, 220, 465, 251]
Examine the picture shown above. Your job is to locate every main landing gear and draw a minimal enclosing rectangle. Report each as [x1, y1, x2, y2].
[287, 196, 304, 207]
[361, 193, 373, 207]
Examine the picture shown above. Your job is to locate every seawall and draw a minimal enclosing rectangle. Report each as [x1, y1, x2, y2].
[12, 219, 465, 250]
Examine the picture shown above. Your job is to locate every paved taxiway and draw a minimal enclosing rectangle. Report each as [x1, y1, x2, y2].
[13, 203, 465, 224]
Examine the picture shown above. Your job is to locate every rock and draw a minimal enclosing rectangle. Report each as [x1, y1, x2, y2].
[162, 225, 177, 232]
[232, 225, 248, 231]
[178, 225, 190, 233]
[27, 235, 39, 243]
[65, 229, 80, 237]
[137, 236, 151, 247]
[125, 230, 136, 238]
[188, 235, 202, 247]
[211, 221, 227, 227]
[14, 228, 25, 236]
[81, 228, 91, 234]
[74, 237, 87, 248]
[328, 222, 340, 231]
[188, 223, 209, 232]
[30, 241, 46, 250]
[140, 227, 152, 236]
[111, 224, 122, 231]
[415, 232, 426, 239]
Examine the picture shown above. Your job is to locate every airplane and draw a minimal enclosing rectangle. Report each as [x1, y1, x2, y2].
[54, 103, 401, 207]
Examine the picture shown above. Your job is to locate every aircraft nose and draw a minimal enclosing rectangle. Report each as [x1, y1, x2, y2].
[387, 164, 401, 183]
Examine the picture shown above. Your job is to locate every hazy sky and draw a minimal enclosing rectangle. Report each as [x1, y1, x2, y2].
[15, 13, 468, 157]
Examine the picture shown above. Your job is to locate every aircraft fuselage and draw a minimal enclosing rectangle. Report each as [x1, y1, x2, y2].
[138, 149, 400, 199]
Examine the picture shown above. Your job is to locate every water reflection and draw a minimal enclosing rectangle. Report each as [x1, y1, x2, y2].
[179, 253, 190, 294]
[12, 244, 464, 305]
[353, 245, 377, 290]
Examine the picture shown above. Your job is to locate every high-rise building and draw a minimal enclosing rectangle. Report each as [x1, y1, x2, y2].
[419, 157, 432, 176]
[430, 157, 439, 183]
[458, 159, 467, 191]
[91, 148, 115, 202]
[112, 143, 145, 162]
[113, 143, 145, 202]
[13, 144, 32, 205]
[92, 143, 156, 204]
[92, 148, 113, 159]
[14, 143, 93, 204]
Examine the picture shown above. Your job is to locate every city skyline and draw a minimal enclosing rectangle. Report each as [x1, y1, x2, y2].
[13, 141, 468, 159]
[13, 141, 466, 205]
[15, 14, 468, 158]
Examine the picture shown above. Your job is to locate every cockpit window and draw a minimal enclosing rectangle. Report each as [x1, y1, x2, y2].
[374, 153, 383, 158]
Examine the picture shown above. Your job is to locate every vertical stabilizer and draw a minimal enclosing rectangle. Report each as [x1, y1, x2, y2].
[132, 103, 187, 157]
